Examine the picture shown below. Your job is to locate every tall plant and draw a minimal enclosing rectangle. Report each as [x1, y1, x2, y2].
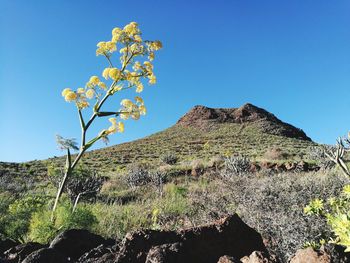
[53, 22, 162, 217]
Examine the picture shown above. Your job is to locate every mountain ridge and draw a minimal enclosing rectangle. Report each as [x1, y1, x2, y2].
[176, 103, 311, 141]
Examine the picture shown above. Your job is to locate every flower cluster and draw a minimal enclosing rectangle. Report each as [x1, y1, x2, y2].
[61, 22, 162, 139]
[119, 96, 146, 120]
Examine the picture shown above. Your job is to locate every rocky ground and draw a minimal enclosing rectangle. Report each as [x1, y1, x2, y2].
[1, 214, 349, 263]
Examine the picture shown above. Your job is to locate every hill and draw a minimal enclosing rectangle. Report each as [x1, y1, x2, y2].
[0, 103, 316, 175]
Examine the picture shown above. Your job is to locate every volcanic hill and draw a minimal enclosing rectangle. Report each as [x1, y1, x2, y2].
[0, 103, 316, 176]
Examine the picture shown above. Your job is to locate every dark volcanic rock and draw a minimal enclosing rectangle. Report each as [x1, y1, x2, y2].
[176, 103, 311, 141]
[115, 213, 268, 263]
[22, 248, 68, 263]
[145, 242, 183, 263]
[0, 239, 17, 256]
[77, 244, 118, 263]
[4, 242, 46, 263]
[50, 229, 109, 260]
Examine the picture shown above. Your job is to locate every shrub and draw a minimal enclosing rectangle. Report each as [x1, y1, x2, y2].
[125, 164, 151, 187]
[308, 146, 335, 170]
[160, 152, 178, 165]
[29, 201, 97, 243]
[263, 147, 289, 160]
[223, 171, 349, 262]
[91, 202, 152, 239]
[305, 184, 350, 252]
[1, 195, 48, 242]
[220, 155, 251, 178]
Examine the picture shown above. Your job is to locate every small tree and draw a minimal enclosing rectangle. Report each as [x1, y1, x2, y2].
[53, 22, 162, 218]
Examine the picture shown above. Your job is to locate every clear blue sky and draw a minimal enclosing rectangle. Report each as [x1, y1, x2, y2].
[1, 0, 349, 162]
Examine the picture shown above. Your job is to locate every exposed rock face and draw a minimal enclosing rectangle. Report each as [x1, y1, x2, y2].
[116, 213, 268, 263]
[0, 239, 17, 256]
[50, 229, 113, 261]
[176, 104, 311, 141]
[22, 248, 68, 263]
[240, 251, 277, 263]
[289, 247, 331, 263]
[3, 242, 46, 263]
[217, 255, 241, 262]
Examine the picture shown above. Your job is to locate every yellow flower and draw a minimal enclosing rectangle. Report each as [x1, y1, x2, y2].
[112, 85, 123, 93]
[148, 52, 155, 61]
[109, 68, 121, 80]
[112, 27, 122, 38]
[119, 47, 128, 54]
[96, 41, 116, 55]
[150, 40, 163, 50]
[106, 41, 116, 52]
[98, 82, 107, 90]
[121, 99, 133, 109]
[133, 61, 141, 71]
[136, 83, 144, 93]
[149, 74, 156, 85]
[61, 88, 72, 97]
[123, 22, 139, 36]
[86, 89, 95, 99]
[135, 96, 144, 105]
[89, 76, 100, 85]
[131, 110, 140, 120]
[102, 68, 111, 79]
[118, 122, 125, 133]
[64, 91, 77, 102]
[77, 100, 89, 109]
[119, 112, 130, 120]
[139, 105, 146, 115]
[77, 88, 85, 94]
[134, 35, 142, 42]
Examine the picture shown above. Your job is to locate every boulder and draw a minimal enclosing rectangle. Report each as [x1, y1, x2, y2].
[4, 242, 46, 262]
[78, 244, 118, 263]
[0, 239, 17, 256]
[50, 229, 110, 260]
[115, 213, 268, 263]
[289, 247, 330, 263]
[22, 248, 68, 263]
[145, 242, 183, 263]
[240, 251, 277, 263]
[217, 255, 241, 262]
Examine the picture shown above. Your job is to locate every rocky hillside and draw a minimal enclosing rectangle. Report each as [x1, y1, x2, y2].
[177, 103, 311, 141]
[0, 103, 316, 175]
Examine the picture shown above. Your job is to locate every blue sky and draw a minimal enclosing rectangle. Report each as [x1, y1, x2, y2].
[1, 0, 349, 162]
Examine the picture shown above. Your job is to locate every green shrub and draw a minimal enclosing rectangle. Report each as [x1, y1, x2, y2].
[160, 152, 178, 165]
[1, 195, 48, 242]
[29, 201, 97, 243]
[91, 202, 152, 239]
[305, 184, 350, 252]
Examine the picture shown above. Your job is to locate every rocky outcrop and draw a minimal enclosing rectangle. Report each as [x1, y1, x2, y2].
[176, 104, 311, 141]
[116, 213, 268, 263]
[289, 247, 331, 263]
[0, 239, 17, 256]
[3, 242, 46, 262]
[22, 248, 68, 263]
[49, 229, 114, 261]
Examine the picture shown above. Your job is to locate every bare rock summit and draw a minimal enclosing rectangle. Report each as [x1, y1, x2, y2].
[176, 103, 311, 141]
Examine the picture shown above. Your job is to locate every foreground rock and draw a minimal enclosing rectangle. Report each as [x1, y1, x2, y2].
[49, 229, 114, 261]
[116, 213, 268, 263]
[0, 239, 17, 256]
[22, 248, 68, 263]
[3, 242, 46, 262]
[289, 247, 331, 263]
[241, 251, 277, 263]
